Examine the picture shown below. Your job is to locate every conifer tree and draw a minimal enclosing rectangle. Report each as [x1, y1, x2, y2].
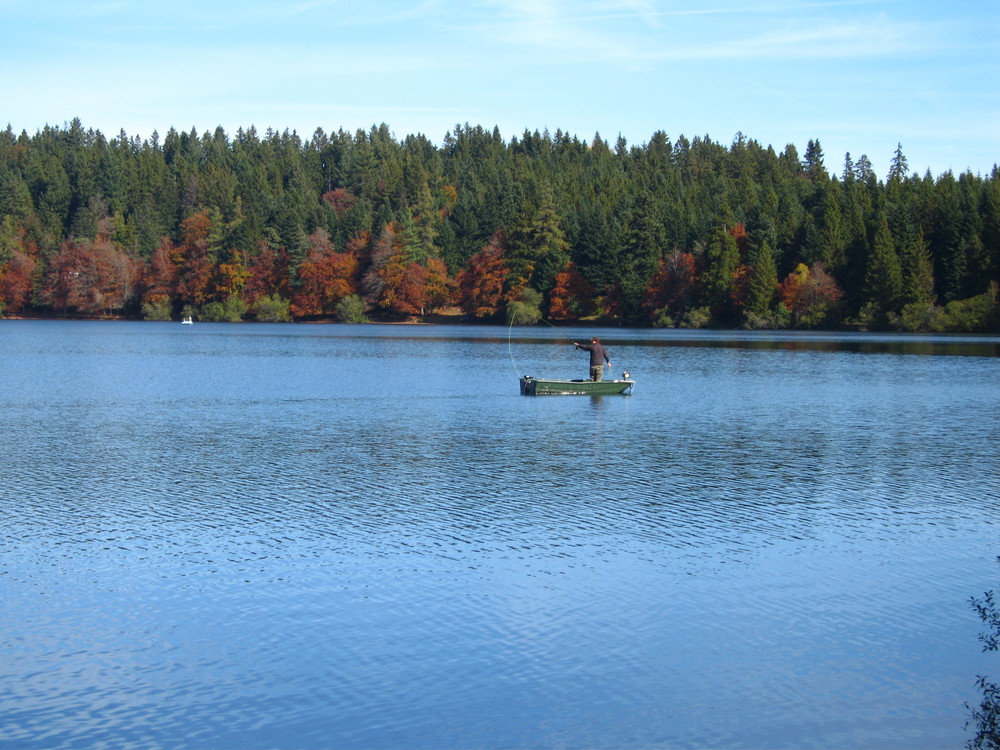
[901, 233, 936, 307]
[887, 143, 909, 183]
[700, 225, 741, 320]
[617, 191, 665, 313]
[746, 242, 778, 317]
[862, 213, 903, 326]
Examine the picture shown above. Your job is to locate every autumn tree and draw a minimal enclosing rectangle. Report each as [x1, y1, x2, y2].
[779, 262, 843, 328]
[244, 242, 292, 306]
[361, 222, 411, 313]
[393, 261, 429, 316]
[142, 237, 178, 312]
[292, 228, 360, 317]
[0, 249, 37, 315]
[41, 237, 137, 315]
[423, 257, 455, 312]
[173, 209, 220, 308]
[642, 249, 698, 323]
[549, 261, 596, 320]
[214, 246, 249, 302]
[457, 234, 508, 319]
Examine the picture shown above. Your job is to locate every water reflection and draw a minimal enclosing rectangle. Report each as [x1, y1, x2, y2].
[503, 328, 1000, 357]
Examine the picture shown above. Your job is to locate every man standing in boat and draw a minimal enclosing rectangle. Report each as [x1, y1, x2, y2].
[573, 337, 611, 381]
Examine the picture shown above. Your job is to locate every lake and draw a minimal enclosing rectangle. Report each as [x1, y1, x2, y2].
[1, 320, 999, 749]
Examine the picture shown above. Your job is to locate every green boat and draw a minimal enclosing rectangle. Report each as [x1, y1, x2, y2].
[520, 374, 635, 396]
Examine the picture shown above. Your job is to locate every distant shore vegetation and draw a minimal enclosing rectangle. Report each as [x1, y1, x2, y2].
[0, 118, 997, 331]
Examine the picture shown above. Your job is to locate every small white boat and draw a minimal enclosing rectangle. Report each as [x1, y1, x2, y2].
[181, 316, 193, 325]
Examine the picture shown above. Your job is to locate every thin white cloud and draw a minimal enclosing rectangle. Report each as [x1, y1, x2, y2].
[470, 0, 946, 69]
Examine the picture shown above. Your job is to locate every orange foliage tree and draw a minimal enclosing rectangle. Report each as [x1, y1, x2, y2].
[424, 257, 456, 311]
[360, 222, 447, 316]
[642, 249, 698, 319]
[143, 237, 178, 309]
[457, 234, 508, 319]
[41, 238, 137, 315]
[321, 188, 357, 219]
[173, 211, 216, 307]
[244, 242, 291, 306]
[393, 261, 429, 316]
[779, 262, 843, 326]
[548, 261, 596, 319]
[292, 229, 360, 317]
[0, 249, 37, 314]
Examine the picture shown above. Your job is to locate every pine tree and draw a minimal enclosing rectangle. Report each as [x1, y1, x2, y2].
[898, 233, 938, 331]
[887, 143, 909, 183]
[617, 191, 666, 313]
[701, 225, 740, 320]
[862, 213, 903, 326]
[901, 234, 936, 307]
[746, 242, 778, 317]
[802, 139, 827, 180]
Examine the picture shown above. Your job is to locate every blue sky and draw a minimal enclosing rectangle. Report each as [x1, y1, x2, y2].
[4, 0, 998, 178]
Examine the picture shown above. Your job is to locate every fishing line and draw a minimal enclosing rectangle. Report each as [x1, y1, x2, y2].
[507, 313, 575, 379]
[507, 312, 522, 377]
[508, 314, 633, 388]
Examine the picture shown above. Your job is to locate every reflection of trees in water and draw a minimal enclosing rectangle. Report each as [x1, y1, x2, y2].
[968, 556, 1000, 750]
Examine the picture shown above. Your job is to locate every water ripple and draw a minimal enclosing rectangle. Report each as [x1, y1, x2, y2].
[2, 322, 998, 749]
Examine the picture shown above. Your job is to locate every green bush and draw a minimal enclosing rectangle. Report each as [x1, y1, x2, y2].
[506, 289, 543, 326]
[680, 306, 712, 329]
[253, 294, 291, 322]
[141, 297, 172, 321]
[899, 302, 940, 332]
[651, 308, 674, 328]
[200, 297, 246, 322]
[935, 289, 998, 332]
[743, 307, 791, 330]
[335, 295, 369, 323]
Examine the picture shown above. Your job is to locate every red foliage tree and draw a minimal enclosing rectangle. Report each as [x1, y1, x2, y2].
[780, 262, 843, 323]
[173, 211, 216, 307]
[322, 188, 357, 219]
[292, 229, 360, 317]
[642, 249, 698, 318]
[360, 223, 400, 309]
[457, 234, 509, 319]
[0, 249, 37, 314]
[244, 242, 291, 305]
[393, 261, 428, 316]
[548, 261, 596, 320]
[143, 237, 177, 307]
[42, 238, 137, 315]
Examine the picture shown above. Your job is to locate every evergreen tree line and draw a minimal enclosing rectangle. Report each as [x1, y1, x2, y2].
[1, 118, 997, 330]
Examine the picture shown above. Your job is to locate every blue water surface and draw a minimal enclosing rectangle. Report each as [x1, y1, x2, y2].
[1, 320, 999, 749]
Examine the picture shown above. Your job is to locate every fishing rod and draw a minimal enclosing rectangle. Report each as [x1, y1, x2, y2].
[508, 313, 634, 393]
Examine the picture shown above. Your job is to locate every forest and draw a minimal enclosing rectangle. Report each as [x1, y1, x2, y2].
[0, 118, 998, 331]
